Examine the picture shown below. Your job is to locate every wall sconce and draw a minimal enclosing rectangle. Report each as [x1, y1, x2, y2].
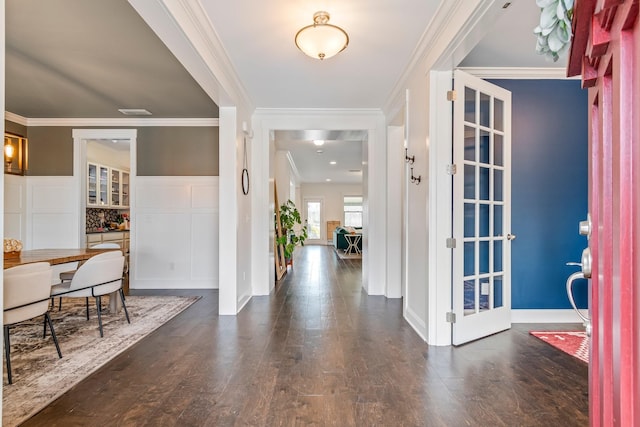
[410, 167, 421, 185]
[404, 148, 415, 164]
[4, 133, 28, 176]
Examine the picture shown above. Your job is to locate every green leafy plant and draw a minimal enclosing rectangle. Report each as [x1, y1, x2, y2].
[276, 200, 308, 259]
[534, 0, 574, 62]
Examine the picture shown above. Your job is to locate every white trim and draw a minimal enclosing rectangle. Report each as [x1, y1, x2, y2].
[285, 151, 301, 182]
[427, 71, 454, 346]
[4, 111, 27, 126]
[21, 117, 218, 127]
[404, 306, 428, 342]
[129, 0, 253, 113]
[457, 67, 576, 80]
[251, 108, 386, 297]
[512, 309, 590, 324]
[384, 0, 488, 113]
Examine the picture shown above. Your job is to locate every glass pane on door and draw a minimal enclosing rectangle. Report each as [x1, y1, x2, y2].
[306, 201, 321, 240]
[460, 87, 507, 318]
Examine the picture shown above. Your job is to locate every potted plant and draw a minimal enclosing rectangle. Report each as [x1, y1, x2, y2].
[276, 199, 308, 260]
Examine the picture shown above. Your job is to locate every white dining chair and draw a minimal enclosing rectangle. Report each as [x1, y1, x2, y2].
[51, 250, 129, 337]
[4, 262, 62, 384]
[56, 242, 124, 312]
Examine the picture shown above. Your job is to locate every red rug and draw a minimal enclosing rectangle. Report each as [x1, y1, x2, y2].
[530, 331, 589, 363]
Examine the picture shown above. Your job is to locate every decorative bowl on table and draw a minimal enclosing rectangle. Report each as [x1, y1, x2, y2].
[3, 238, 23, 259]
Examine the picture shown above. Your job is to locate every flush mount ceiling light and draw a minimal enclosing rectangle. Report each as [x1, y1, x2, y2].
[313, 139, 325, 146]
[295, 11, 349, 60]
[118, 108, 152, 116]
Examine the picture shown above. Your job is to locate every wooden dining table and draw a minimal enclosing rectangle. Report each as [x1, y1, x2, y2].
[3, 248, 109, 269]
[4, 248, 123, 312]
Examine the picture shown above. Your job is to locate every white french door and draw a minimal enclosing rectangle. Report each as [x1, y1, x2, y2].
[452, 70, 512, 345]
[304, 198, 323, 244]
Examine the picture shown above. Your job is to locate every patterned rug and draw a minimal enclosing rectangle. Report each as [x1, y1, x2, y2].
[2, 295, 200, 427]
[333, 246, 362, 260]
[530, 331, 589, 364]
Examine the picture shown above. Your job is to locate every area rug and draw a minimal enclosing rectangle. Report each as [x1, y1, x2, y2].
[333, 246, 362, 260]
[530, 331, 589, 364]
[2, 295, 200, 427]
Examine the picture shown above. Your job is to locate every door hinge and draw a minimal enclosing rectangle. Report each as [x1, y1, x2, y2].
[446, 237, 456, 248]
[446, 312, 456, 323]
[447, 90, 457, 101]
[446, 164, 457, 175]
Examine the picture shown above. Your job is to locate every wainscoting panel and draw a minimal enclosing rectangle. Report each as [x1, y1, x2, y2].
[133, 177, 219, 289]
[4, 175, 26, 242]
[190, 212, 219, 282]
[27, 177, 79, 250]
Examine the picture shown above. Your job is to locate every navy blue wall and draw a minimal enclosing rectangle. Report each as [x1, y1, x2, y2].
[489, 79, 589, 309]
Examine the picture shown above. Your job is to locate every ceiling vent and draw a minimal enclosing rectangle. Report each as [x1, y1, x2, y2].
[118, 108, 152, 116]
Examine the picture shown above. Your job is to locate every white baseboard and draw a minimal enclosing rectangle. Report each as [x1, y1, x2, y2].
[403, 306, 428, 342]
[511, 309, 589, 323]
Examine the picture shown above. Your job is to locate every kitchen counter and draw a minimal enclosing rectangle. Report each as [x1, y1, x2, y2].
[86, 229, 129, 234]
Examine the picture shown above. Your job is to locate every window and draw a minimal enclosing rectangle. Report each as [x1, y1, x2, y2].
[344, 196, 363, 227]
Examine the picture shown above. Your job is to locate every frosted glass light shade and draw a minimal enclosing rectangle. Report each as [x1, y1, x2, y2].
[295, 11, 349, 60]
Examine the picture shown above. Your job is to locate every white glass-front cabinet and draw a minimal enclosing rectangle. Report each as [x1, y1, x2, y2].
[87, 163, 109, 206]
[121, 171, 130, 207]
[110, 169, 130, 208]
[87, 163, 130, 208]
[110, 169, 121, 207]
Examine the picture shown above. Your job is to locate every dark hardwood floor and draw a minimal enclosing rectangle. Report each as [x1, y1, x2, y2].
[22, 245, 588, 426]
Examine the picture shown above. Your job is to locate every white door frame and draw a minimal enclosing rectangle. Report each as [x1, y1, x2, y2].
[72, 128, 137, 273]
[303, 197, 324, 244]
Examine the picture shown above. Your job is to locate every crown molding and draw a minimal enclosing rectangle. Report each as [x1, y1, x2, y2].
[129, 0, 254, 114]
[384, 0, 489, 114]
[457, 67, 576, 79]
[4, 115, 218, 127]
[4, 112, 28, 126]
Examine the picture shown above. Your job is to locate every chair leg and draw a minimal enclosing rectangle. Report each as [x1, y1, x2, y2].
[58, 297, 62, 311]
[4, 325, 12, 385]
[119, 289, 131, 324]
[45, 313, 62, 359]
[95, 296, 104, 338]
[85, 297, 90, 320]
[43, 315, 47, 338]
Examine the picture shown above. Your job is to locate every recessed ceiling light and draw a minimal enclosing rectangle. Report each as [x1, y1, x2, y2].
[330, 161, 337, 165]
[313, 140, 325, 146]
[112, 139, 118, 143]
[326, 178, 331, 182]
[316, 149, 324, 154]
[118, 108, 152, 116]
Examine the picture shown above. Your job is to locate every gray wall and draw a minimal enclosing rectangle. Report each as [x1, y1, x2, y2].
[27, 126, 74, 176]
[4, 120, 27, 137]
[137, 127, 219, 176]
[3, 122, 219, 176]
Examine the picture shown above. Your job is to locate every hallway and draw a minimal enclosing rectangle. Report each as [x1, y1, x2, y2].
[23, 245, 588, 426]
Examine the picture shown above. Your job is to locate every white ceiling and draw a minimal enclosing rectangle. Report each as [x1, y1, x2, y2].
[202, 0, 442, 109]
[4, 0, 565, 183]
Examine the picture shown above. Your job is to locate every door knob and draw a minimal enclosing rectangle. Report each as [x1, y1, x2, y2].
[507, 233, 516, 240]
[581, 247, 592, 278]
[579, 214, 592, 239]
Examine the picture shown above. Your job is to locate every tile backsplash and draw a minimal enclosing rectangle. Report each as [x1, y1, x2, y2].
[86, 208, 129, 230]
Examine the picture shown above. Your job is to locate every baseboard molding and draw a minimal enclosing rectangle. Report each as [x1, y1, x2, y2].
[404, 306, 428, 342]
[237, 293, 252, 313]
[511, 309, 589, 323]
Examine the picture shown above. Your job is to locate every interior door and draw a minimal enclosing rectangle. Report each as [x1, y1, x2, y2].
[568, 1, 640, 424]
[304, 198, 323, 243]
[452, 69, 512, 345]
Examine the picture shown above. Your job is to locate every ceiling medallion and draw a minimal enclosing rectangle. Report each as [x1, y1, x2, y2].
[295, 11, 349, 60]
